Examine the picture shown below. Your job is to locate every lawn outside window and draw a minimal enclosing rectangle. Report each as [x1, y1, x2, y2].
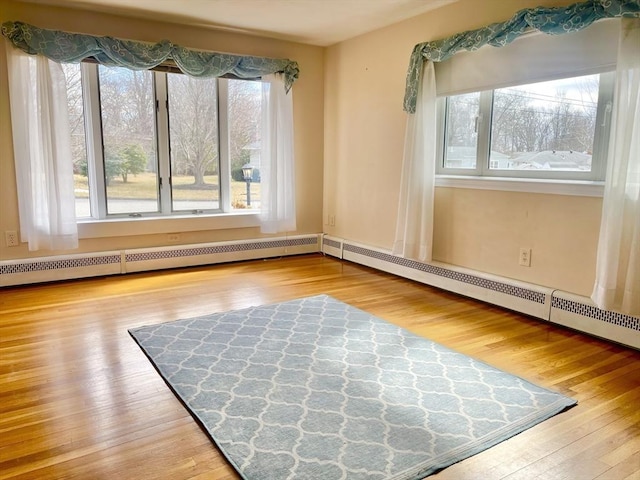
[65, 62, 263, 220]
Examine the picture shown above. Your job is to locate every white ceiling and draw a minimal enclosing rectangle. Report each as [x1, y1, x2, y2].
[17, 0, 458, 46]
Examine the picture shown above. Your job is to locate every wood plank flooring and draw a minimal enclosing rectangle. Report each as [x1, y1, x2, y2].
[1, 254, 638, 479]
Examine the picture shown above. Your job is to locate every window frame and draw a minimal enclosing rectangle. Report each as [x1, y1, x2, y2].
[78, 62, 259, 220]
[435, 71, 616, 182]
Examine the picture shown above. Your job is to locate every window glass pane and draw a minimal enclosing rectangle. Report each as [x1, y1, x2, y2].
[228, 79, 262, 210]
[444, 92, 480, 169]
[490, 74, 599, 171]
[62, 63, 89, 218]
[167, 74, 219, 212]
[98, 66, 158, 214]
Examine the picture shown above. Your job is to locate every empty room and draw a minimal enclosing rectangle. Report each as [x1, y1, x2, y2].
[1, 0, 639, 479]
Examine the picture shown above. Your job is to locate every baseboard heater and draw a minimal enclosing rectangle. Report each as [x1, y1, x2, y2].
[1, 233, 637, 349]
[322, 235, 640, 350]
[0, 234, 320, 287]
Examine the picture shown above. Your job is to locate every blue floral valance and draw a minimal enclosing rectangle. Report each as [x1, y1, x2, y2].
[403, 0, 640, 113]
[1, 21, 299, 92]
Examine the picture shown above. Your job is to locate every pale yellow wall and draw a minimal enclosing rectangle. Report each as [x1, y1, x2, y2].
[324, 0, 602, 296]
[1, 0, 607, 297]
[0, 0, 324, 260]
[433, 188, 602, 295]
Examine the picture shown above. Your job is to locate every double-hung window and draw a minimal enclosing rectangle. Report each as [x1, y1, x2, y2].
[64, 62, 263, 219]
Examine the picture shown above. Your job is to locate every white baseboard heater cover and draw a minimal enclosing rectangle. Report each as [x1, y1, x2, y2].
[124, 235, 320, 273]
[321, 235, 344, 259]
[0, 251, 123, 287]
[0, 235, 319, 287]
[3, 233, 638, 349]
[324, 236, 639, 349]
[332, 239, 552, 320]
[550, 291, 640, 349]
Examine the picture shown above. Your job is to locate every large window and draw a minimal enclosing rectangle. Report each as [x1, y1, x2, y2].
[66, 63, 263, 219]
[438, 72, 615, 181]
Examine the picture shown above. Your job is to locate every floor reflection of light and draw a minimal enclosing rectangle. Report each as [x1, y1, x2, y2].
[215, 288, 267, 313]
[7, 261, 288, 470]
[43, 305, 172, 451]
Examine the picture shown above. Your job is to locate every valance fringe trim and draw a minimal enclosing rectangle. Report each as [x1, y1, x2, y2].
[1, 21, 299, 92]
[403, 0, 640, 113]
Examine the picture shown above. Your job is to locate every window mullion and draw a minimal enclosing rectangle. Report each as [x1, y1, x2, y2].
[218, 78, 231, 213]
[155, 72, 172, 215]
[476, 90, 493, 176]
[435, 98, 446, 174]
[81, 63, 107, 219]
[591, 71, 615, 181]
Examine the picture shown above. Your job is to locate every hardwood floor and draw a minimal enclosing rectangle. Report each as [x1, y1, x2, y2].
[1, 253, 638, 479]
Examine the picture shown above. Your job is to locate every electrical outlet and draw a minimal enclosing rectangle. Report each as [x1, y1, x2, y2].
[5, 231, 19, 247]
[328, 215, 336, 227]
[519, 248, 531, 267]
[167, 233, 181, 242]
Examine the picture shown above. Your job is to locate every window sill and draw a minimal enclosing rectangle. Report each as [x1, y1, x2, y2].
[77, 212, 261, 239]
[435, 175, 604, 197]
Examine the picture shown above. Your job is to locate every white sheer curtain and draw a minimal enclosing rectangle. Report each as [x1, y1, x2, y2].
[5, 44, 78, 251]
[592, 18, 640, 316]
[392, 61, 437, 262]
[259, 74, 296, 234]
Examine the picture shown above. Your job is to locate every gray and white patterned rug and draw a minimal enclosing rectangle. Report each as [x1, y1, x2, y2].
[129, 294, 576, 480]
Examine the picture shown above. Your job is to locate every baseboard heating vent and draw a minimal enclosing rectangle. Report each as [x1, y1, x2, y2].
[0, 251, 122, 287]
[1, 235, 321, 286]
[341, 240, 551, 320]
[322, 235, 344, 259]
[124, 235, 320, 273]
[328, 236, 639, 349]
[550, 291, 640, 349]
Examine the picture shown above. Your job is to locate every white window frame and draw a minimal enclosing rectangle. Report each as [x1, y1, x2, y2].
[435, 72, 616, 184]
[79, 63, 255, 220]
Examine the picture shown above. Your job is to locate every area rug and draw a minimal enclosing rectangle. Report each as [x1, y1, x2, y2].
[129, 294, 576, 480]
